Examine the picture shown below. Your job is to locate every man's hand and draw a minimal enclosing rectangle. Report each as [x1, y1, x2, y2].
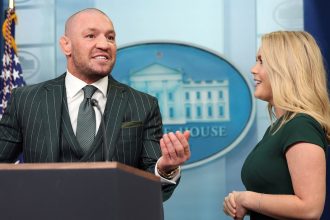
[157, 130, 191, 175]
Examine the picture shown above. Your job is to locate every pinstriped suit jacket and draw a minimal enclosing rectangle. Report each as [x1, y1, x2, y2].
[0, 73, 176, 200]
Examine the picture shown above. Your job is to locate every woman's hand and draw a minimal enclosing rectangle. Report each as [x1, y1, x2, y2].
[223, 191, 249, 219]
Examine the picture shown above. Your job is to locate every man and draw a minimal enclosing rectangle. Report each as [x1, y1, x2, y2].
[0, 8, 190, 201]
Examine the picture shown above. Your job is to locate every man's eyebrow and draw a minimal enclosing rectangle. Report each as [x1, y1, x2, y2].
[82, 28, 116, 34]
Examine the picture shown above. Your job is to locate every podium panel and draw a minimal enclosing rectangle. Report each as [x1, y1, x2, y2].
[0, 162, 163, 220]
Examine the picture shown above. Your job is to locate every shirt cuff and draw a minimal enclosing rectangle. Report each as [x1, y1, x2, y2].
[154, 160, 181, 185]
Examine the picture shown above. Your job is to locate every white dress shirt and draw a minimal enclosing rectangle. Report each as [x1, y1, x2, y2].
[65, 71, 108, 135]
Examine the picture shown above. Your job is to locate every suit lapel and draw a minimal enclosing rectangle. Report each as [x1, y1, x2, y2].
[61, 91, 86, 158]
[83, 76, 129, 161]
[102, 76, 128, 161]
[40, 74, 128, 162]
[41, 74, 66, 162]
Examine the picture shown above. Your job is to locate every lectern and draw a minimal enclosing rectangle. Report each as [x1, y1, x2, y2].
[0, 162, 163, 220]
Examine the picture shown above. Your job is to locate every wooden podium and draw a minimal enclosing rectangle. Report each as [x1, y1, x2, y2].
[0, 162, 163, 220]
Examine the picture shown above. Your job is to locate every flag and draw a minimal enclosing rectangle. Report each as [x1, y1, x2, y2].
[0, 5, 25, 119]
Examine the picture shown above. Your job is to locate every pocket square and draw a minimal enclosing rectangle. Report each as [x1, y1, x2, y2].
[121, 121, 143, 128]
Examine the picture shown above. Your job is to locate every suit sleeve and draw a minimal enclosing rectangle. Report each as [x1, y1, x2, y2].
[140, 97, 178, 201]
[0, 89, 23, 162]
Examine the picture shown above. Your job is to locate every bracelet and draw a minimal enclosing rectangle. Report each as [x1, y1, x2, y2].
[157, 166, 179, 179]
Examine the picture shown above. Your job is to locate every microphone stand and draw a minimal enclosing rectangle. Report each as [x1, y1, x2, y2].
[91, 99, 109, 162]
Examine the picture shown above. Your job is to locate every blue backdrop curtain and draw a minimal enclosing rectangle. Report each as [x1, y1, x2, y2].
[304, 1, 330, 219]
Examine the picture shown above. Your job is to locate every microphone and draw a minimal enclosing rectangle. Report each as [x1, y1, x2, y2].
[91, 99, 109, 162]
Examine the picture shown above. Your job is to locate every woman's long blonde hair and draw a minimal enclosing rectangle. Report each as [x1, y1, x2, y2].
[260, 31, 330, 141]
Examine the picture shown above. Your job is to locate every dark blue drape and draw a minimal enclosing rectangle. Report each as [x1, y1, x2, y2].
[304, 1, 330, 72]
[304, 1, 330, 219]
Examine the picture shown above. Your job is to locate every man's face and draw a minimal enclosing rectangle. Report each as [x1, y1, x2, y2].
[61, 11, 117, 83]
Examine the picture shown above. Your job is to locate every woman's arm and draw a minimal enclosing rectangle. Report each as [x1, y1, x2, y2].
[235, 142, 326, 220]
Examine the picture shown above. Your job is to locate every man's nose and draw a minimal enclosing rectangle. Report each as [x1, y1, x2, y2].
[96, 36, 111, 49]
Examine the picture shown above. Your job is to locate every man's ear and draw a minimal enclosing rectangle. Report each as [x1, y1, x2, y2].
[59, 36, 71, 56]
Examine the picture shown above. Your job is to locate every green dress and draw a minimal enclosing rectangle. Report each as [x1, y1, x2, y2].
[241, 113, 327, 220]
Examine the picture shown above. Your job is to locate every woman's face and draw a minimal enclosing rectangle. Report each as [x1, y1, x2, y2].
[251, 49, 273, 104]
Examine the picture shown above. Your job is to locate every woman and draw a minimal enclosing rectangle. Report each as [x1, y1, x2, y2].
[223, 31, 330, 220]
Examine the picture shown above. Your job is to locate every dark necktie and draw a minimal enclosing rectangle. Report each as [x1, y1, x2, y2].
[76, 85, 98, 152]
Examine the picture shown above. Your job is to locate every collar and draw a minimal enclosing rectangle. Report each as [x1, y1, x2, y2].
[65, 71, 108, 98]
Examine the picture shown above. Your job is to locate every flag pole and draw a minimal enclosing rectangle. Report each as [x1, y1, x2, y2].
[9, 0, 14, 9]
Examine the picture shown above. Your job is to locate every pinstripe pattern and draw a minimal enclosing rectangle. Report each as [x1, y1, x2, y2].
[61, 95, 85, 161]
[0, 76, 64, 162]
[0, 73, 162, 166]
[0, 73, 177, 200]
